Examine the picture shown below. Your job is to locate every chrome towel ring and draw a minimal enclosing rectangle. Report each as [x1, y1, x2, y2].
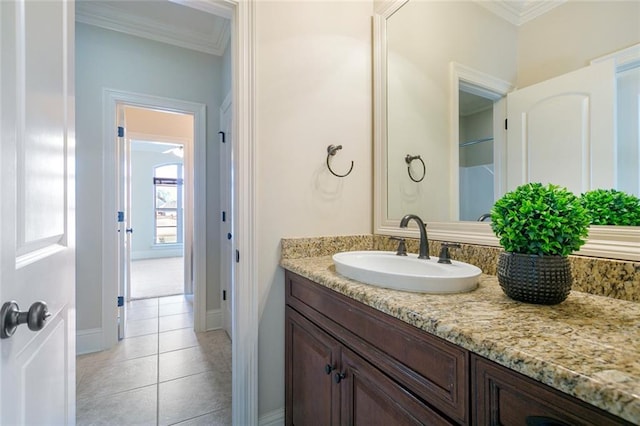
[327, 145, 354, 178]
[405, 154, 425, 182]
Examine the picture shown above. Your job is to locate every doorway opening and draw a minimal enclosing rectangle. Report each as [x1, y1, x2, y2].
[116, 105, 196, 339]
[458, 88, 497, 221]
[450, 63, 512, 221]
[130, 140, 189, 300]
[104, 89, 208, 344]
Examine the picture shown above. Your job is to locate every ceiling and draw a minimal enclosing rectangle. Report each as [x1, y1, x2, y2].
[75, 0, 231, 56]
[76, 0, 566, 58]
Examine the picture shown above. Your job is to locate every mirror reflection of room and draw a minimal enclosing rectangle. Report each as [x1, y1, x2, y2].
[458, 89, 494, 222]
[385, 0, 640, 224]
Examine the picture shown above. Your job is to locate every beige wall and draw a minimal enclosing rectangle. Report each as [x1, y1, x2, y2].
[517, 1, 640, 87]
[255, 0, 374, 416]
[125, 105, 194, 138]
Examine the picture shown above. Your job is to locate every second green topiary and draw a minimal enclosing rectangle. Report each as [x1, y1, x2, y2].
[490, 183, 590, 256]
[580, 189, 640, 226]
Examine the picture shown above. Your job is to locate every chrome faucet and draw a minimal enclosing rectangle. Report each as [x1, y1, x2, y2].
[399, 214, 430, 259]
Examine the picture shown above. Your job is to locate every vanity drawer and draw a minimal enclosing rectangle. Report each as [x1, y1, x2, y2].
[286, 271, 469, 424]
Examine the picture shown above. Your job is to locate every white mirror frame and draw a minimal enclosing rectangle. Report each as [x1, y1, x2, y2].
[373, 0, 640, 262]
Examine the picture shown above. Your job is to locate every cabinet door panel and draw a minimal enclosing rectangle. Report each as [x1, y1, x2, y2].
[286, 307, 340, 425]
[471, 355, 631, 426]
[340, 347, 453, 426]
[286, 271, 468, 423]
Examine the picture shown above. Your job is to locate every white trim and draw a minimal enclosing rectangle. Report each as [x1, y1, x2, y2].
[206, 309, 223, 331]
[232, 1, 258, 424]
[169, 0, 233, 20]
[373, 1, 408, 238]
[76, 328, 103, 355]
[75, 1, 230, 56]
[474, 0, 566, 27]
[591, 42, 640, 71]
[221, 90, 232, 115]
[102, 89, 207, 350]
[258, 408, 285, 426]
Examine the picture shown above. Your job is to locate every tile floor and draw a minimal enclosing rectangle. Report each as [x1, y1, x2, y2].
[76, 295, 232, 426]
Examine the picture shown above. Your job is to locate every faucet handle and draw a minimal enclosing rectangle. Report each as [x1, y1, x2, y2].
[389, 237, 407, 256]
[438, 242, 461, 264]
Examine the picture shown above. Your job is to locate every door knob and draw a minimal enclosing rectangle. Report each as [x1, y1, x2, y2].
[0, 301, 51, 339]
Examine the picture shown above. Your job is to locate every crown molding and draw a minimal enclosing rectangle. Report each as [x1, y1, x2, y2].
[76, 1, 230, 56]
[475, 0, 566, 27]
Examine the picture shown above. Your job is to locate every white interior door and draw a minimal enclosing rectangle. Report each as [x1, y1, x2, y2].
[0, 0, 76, 424]
[506, 60, 616, 193]
[220, 93, 233, 338]
[116, 105, 130, 339]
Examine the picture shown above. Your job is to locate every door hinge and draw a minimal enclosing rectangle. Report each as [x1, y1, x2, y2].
[117, 296, 124, 307]
[219, 131, 226, 143]
[222, 211, 226, 222]
[504, 118, 508, 130]
[118, 126, 125, 137]
[222, 290, 227, 301]
[236, 249, 240, 263]
[117, 211, 124, 222]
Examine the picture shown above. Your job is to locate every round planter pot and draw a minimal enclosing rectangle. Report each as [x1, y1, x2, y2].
[497, 252, 572, 305]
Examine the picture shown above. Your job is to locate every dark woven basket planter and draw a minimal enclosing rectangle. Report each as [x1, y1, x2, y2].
[497, 252, 572, 305]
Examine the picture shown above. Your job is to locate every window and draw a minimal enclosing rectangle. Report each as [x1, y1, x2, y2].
[154, 163, 183, 244]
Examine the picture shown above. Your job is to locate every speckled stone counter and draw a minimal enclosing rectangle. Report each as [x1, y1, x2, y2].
[281, 234, 640, 302]
[280, 254, 640, 424]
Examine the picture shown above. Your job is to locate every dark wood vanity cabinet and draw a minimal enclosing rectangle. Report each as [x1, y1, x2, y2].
[286, 307, 449, 425]
[285, 270, 629, 426]
[285, 270, 466, 425]
[471, 355, 631, 426]
[286, 307, 340, 425]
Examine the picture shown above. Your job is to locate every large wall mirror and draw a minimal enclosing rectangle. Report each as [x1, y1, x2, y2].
[373, 0, 640, 261]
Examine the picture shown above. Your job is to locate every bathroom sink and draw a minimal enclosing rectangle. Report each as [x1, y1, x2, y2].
[332, 251, 481, 294]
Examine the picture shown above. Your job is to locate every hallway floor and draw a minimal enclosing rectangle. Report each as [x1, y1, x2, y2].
[131, 257, 184, 299]
[76, 295, 231, 426]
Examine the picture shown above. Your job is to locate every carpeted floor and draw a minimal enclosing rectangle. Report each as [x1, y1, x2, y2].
[131, 257, 184, 299]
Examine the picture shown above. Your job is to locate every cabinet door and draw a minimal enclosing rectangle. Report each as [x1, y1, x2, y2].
[286, 307, 340, 425]
[339, 347, 453, 426]
[472, 355, 630, 426]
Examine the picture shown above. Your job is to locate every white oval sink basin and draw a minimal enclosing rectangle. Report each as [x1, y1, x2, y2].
[332, 251, 481, 294]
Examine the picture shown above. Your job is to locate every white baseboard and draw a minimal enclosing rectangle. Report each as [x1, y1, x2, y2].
[76, 328, 103, 355]
[259, 408, 284, 426]
[206, 309, 222, 331]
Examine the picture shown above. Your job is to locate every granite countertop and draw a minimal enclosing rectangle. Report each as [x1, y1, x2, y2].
[281, 255, 640, 424]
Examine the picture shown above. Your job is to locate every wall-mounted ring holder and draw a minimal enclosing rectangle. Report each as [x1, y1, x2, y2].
[327, 145, 354, 177]
[405, 154, 426, 182]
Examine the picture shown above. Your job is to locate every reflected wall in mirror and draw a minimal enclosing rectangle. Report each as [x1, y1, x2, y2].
[373, 0, 640, 261]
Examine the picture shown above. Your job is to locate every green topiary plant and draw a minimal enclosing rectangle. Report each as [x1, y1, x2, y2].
[490, 183, 590, 256]
[580, 189, 640, 226]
